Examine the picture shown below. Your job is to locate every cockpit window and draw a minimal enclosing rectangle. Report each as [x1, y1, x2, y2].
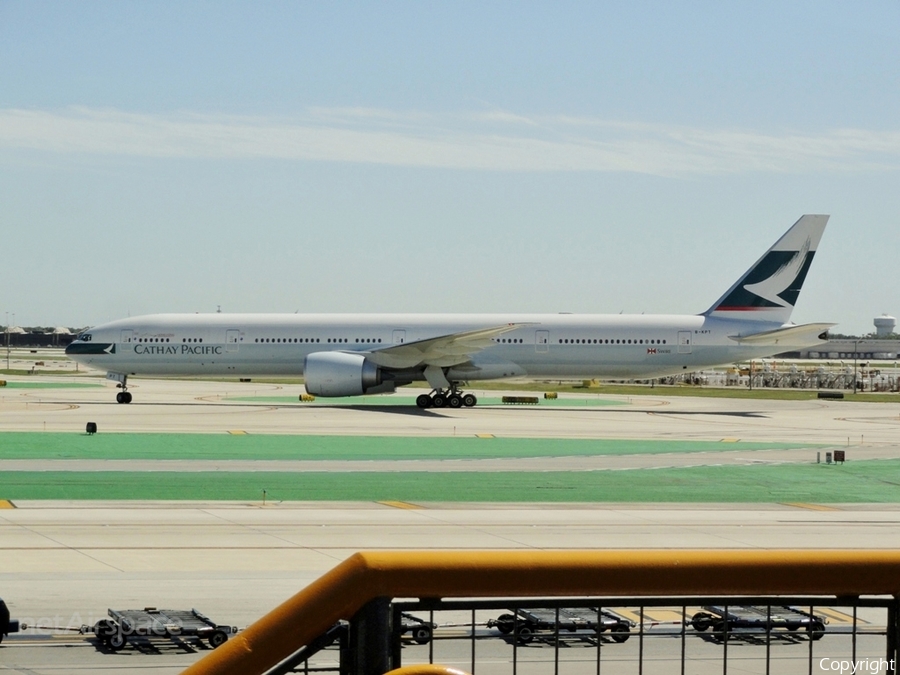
[78, 333, 93, 342]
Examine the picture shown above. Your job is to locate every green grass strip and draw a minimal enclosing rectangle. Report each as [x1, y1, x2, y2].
[1, 461, 898, 502]
[0, 432, 812, 461]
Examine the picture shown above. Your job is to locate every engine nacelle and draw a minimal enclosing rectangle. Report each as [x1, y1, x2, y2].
[303, 351, 383, 397]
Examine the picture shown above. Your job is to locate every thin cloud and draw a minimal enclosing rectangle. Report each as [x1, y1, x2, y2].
[1, 106, 899, 175]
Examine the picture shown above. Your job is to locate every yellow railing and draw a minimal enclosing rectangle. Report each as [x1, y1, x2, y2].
[384, 666, 470, 675]
[180, 549, 900, 675]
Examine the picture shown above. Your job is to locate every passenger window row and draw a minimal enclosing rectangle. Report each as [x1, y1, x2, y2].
[254, 338, 321, 343]
[133, 337, 204, 343]
[250, 337, 384, 344]
[559, 338, 668, 345]
[136, 335, 665, 346]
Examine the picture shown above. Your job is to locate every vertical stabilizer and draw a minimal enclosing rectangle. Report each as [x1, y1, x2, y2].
[703, 215, 829, 324]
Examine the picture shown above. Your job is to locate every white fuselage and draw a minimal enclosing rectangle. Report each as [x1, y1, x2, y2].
[68, 312, 806, 382]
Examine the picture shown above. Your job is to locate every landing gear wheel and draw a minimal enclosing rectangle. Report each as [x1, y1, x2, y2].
[447, 394, 463, 408]
[431, 394, 447, 408]
[462, 393, 477, 407]
[208, 630, 229, 648]
[116, 391, 133, 404]
[416, 394, 432, 409]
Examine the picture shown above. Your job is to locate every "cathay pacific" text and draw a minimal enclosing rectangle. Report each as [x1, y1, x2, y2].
[133, 344, 223, 356]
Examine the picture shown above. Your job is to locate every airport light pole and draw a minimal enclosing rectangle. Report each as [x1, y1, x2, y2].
[5, 311, 9, 371]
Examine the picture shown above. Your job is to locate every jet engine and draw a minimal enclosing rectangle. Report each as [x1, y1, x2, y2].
[303, 351, 386, 397]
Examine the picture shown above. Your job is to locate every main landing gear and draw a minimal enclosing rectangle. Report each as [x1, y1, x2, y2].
[416, 389, 477, 409]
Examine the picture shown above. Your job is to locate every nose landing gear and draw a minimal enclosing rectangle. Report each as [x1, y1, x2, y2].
[112, 375, 133, 404]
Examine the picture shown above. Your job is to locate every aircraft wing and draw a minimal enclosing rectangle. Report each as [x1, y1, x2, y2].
[365, 324, 530, 369]
[728, 323, 836, 347]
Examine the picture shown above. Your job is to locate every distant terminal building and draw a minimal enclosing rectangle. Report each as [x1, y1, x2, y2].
[3, 328, 77, 348]
[797, 340, 900, 360]
[786, 315, 900, 360]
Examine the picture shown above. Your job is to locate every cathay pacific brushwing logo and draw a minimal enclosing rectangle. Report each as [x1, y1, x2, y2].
[715, 237, 815, 311]
[742, 238, 811, 309]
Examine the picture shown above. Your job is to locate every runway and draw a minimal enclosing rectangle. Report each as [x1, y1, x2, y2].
[2, 375, 900, 673]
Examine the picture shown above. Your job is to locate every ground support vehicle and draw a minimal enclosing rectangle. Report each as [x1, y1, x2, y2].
[91, 607, 237, 651]
[488, 607, 633, 644]
[691, 605, 826, 641]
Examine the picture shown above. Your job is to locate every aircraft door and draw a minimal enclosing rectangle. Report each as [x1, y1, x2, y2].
[535, 330, 549, 353]
[678, 331, 692, 354]
[225, 329, 240, 353]
[120, 329, 133, 344]
[392, 330, 406, 344]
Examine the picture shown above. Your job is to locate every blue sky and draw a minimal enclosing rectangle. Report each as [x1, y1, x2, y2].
[1, 1, 898, 334]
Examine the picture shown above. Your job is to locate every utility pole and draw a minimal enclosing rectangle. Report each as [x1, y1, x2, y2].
[5, 311, 9, 371]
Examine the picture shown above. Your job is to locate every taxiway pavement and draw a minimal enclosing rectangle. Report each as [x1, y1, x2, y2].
[2, 376, 900, 674]
[1, 377, 899, 446]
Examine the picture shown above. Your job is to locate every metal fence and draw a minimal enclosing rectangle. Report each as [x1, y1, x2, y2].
[183, 550, 900, 675]
[274, 596, 899, 675]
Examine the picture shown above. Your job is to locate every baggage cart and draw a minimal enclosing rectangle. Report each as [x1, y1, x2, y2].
[488, 607, 633, 644]
[691, 605, 826, 641]
[91, 607, 237, 651]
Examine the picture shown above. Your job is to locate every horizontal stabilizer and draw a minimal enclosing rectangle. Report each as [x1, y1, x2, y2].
[728, 323, 836, 347]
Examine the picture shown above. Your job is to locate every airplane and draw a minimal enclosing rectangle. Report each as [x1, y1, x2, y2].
[66, 215, 833, 408]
